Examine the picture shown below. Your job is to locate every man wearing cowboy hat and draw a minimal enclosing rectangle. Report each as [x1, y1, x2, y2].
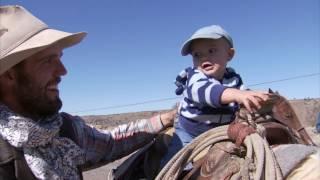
[0, 5, 176, 179]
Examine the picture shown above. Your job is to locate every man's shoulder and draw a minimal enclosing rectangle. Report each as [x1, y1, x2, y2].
[59, 112, 86, 144]
[60, 112, 84, 123]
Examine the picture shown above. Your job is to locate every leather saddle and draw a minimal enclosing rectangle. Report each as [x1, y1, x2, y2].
[182, 91, 315, 180]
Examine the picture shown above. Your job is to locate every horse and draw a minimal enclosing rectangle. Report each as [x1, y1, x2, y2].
[110, 91, 319, 180]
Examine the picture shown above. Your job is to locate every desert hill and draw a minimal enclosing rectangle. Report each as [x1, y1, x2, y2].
[82, 98, 320, 128]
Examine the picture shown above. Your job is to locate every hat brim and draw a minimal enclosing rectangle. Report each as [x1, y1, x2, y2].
[181, 34, 222, 56]
[0, 28, 87, 75]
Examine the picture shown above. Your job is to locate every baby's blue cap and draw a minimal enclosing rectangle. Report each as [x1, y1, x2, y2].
[181, 25, 233, 56]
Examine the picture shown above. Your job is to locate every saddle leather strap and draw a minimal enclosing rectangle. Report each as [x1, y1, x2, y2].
[272, 96, 315, 145]
[227, 121, 256, 147]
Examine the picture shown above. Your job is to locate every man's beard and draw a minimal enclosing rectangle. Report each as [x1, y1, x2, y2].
[15, 73, 62, 119]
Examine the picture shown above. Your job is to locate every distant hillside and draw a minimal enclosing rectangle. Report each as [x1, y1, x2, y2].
[82, 98, 320, 129]
[290, 98, 320, 126]
[82, 110, 164, 129]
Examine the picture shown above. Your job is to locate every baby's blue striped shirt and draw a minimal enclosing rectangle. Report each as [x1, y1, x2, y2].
[175, 67, 245, 136]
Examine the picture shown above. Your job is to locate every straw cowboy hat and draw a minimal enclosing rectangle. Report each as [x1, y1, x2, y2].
[0, 5, 87, 75]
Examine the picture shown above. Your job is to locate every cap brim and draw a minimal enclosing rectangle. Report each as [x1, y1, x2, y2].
[0, 29, 87, 75]
[181, 34, 222, 56]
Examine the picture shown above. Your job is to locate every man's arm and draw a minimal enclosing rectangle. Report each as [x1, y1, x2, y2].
[60, 109, 176, 170]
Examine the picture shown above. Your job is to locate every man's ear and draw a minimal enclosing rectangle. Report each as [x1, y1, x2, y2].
[0, 71, 13, 93]
[227, 48, 235, 61]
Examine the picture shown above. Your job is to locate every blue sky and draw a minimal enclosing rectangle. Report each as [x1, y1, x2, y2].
[2, 0, 320, 115]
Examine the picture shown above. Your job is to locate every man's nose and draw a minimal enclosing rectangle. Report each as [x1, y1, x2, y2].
[55, 59, 67, 76]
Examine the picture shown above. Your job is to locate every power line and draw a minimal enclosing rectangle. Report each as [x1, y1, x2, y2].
[73, 97, 179, 113]
[71, 72, 320, 113]
[247, 72, 320, 87]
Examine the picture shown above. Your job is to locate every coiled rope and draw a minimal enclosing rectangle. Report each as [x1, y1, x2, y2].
[155, 124, 283, 180]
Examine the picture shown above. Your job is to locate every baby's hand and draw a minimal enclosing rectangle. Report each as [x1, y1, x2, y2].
[235, 90, 271, 113]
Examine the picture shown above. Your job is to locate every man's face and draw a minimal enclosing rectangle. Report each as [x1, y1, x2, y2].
[12, 44, 67, 118]
[190, 38, 234, 80]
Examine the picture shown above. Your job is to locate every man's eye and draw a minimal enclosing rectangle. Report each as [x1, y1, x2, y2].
[46, 57, 55, 63]
[43, 55, 60, 64]
[42, 57, 56, 65]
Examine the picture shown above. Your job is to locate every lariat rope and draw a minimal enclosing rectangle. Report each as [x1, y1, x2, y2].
[156, 121, 283, 180]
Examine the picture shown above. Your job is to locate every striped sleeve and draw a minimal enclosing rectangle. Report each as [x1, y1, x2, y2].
[185, 69, 226, 107]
